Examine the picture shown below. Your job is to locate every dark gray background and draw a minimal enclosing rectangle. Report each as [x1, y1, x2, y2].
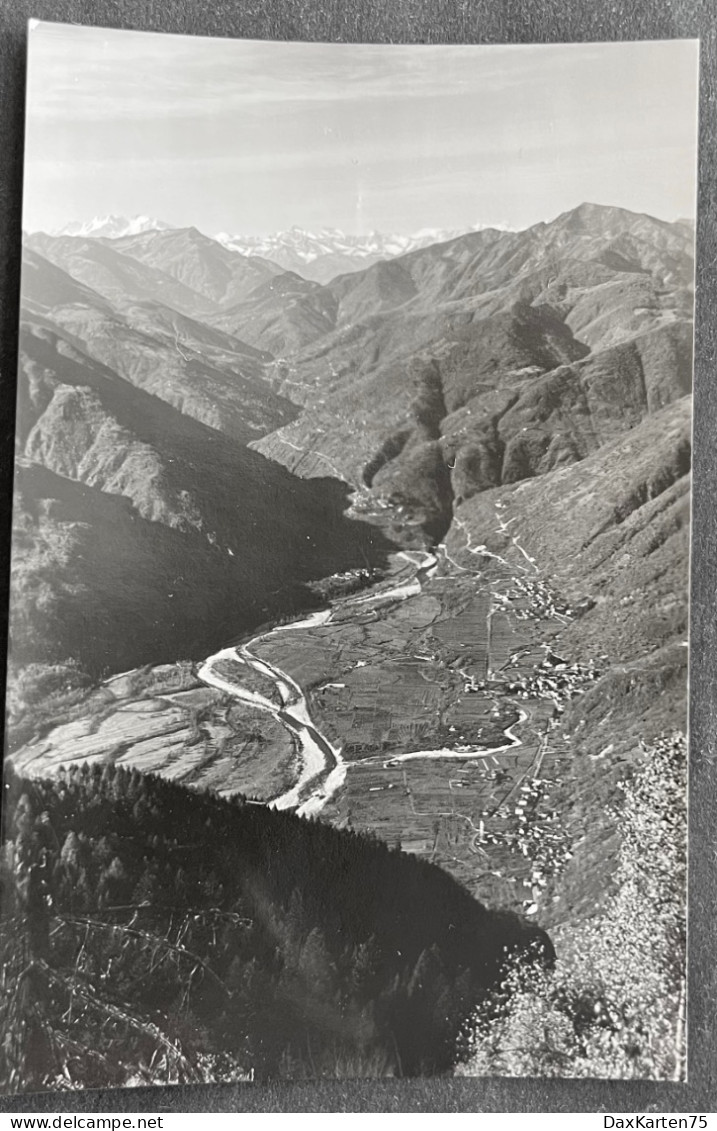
[0, 0, 714, 1114]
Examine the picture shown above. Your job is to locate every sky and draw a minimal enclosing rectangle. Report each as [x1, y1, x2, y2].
[22, 23, 700, 237]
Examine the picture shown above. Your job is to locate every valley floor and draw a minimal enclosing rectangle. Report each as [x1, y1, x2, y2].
[5, 487, 688, 1082]
[10, 498, 626, 930]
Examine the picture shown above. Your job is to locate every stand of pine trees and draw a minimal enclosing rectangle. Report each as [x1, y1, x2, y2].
[0, 763, 553, 1092]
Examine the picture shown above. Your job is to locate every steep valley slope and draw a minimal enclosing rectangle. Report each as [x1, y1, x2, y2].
[8, 315, 393, 702]
[253, 206, 693, 540]
[9, 203, 692, 951]
[21, 249, 295, 444]
[11, 403, 690, 932]
[243, 205, 692, 924]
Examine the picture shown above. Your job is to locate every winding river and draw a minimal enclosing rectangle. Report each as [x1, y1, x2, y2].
[196, 549, 528, 818]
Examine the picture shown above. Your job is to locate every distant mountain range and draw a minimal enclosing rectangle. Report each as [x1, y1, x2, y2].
[9, 205, 692, 1035]
[8, 201, 693, 1092]
[213, 225, 495, 283]
[13, 202, 693, 725]
[253, 202, 694, 515]
[52, 214, 174, 238]
[246, 201, 693, 724]
[12, 230, 395, 680]
[45, 215, 507, 284]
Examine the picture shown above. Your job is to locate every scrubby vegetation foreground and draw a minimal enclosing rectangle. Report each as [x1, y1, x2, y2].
[457, 733, 687, 1081]
[0, 763, 552, 1092]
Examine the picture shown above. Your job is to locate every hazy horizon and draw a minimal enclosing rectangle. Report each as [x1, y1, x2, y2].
[27, 201, 696, 242]
[23, 24, 700, 237]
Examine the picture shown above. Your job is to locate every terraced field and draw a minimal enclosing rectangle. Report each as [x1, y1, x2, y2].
[11, 663, 298, 802]
[190, 536, 584, 918]
[8, 515, 609, 921]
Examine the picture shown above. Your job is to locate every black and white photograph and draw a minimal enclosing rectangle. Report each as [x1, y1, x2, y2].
[1, 23, 699, 1093]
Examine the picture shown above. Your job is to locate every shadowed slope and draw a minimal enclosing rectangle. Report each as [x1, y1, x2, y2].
[11, 320, 394, 678]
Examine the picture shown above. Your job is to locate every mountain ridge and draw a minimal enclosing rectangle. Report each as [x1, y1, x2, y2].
[21, 247, 293, 444]
[250, 205, 693, 541]
[10, 314, 394, 680]
[50, 214, 173, 238]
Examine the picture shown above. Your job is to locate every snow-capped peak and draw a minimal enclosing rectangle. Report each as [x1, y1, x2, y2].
[210, 224, 513, 283]
[52, 214, 172, 239]
[213, 223, 512, 263]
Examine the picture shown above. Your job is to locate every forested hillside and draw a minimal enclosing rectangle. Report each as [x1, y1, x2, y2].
[6, 201, 693, 1088]
[9, 314, 393, 684]
[0, 765, 552, 1091]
